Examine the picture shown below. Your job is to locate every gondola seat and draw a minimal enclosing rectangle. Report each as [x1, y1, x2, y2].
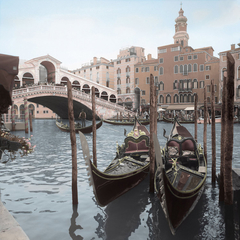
[124, 135, 149, 155]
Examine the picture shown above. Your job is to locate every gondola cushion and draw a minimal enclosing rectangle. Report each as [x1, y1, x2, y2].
[124, 135, 149, 154]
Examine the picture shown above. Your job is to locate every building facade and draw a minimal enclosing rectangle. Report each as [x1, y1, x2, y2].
[134, 7, 220, 111]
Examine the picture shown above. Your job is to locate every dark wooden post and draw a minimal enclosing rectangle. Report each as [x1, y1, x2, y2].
[11, 102, 15, 131]
[24, 97, 28, 134]
[219, 73, 227, 202]
[224, 52, 235, 205]
[92, 86, 97, 167]
[149, 74, 156, 193]
[203, 87, 207, 162]
[154, 86, 157, 135]
[29, 112, 33, 132]
[211, 79, 216, 185]
[67, 80, 78, 205]
[194, 94, 198, 141]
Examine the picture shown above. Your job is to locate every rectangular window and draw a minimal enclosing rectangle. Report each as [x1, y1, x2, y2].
[154, 66, 158, 71]
[145, 67, 150, 72]
[37, 104, 39, 108]
[159, 58, 164, 63]
[206, 75, 210, 80]
[205, 66, 211, 70]
[135, 78, 139, 84]
[136, 68, 139, 73]
[37, 111, 39, 114]
[146, 77, 150, 84]
[180, 56, 184, 61]
[154, 76, 158, 84]
[171, 46, 180, 52]
[207, 85, 210, 92]
[159, 48, 167, 53]
[200, 64, 204, 71]
[174, 56, 178, 62]
[200, 81, 205, 88]
[222, 55, 227, 61]
[188, 55, 192, 60]
[193, 55, 198, 59]
[142, 90, 146, 95]
[141, 67, 145, 72]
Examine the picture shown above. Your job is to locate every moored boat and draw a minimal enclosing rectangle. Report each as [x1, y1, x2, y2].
[56, 119, 103, 134]
[79, 117, 150, 206]
[153, 117, 207, 235]
[103, 118, 150, 126]
[162, 116, 194, 124]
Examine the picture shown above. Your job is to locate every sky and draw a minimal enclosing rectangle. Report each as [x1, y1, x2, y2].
[0, 0, 240, 70]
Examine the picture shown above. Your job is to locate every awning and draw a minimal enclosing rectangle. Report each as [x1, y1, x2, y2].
[166, 105, 194, 110]
[184, 106, 195, 111]
[157, 107, 165, 112]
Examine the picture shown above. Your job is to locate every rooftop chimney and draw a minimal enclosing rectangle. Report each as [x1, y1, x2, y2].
[147, 54, 152, 60]
[93, 57, 97, 65]
[231, 44, 235, 50]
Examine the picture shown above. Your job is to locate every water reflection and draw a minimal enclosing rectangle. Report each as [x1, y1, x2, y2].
[69, 204, 83, 240]
[94, 176, 149, 240]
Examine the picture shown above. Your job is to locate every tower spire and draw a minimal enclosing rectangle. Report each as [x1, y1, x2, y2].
[180, 2, 182, 9]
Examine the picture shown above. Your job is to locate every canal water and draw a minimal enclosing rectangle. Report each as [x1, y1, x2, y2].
[0, 119, 239, 240]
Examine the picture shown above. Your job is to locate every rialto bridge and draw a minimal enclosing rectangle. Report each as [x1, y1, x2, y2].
[10, 55, 132, 119]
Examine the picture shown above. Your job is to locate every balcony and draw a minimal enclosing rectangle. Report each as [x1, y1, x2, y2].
[178, 87, 192, 93]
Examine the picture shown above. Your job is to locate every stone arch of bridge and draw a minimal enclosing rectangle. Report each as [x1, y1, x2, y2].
[40, 60, 56, 84]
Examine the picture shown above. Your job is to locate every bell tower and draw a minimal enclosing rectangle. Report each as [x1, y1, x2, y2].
[173, 4, 189, 47]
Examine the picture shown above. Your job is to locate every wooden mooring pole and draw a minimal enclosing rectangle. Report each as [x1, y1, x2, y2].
[203, 87, 207, 162]
[211, 79, 216, 185]
[67, 80, 78, 205]
[223, 52, 235, 205]
[11, 102, 15, 131]
[24, 97, 28, 134]
[194, 94, 198, 141]
[219, 73, 227, 202]
[92, 86, 97, 167]
[149, 74, 156, 193]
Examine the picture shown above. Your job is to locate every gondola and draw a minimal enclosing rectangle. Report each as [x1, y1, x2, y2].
[79, 117, 150, 206]
[103, 118, 150, 126]
[56, 119, 103, 134]
[162, 116, 194, 124]
[153, 117, 207, 235]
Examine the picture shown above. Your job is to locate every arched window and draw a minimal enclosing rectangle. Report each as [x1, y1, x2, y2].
[159, 95, 164, 104]
[188, 64, 192, 73]
[117, 88, 121, 94]
[222, 67, 227, 81]
[166, 94, 171, 103]
[237, 85, 240, 98]
[207, 97, 210, 103]
[180, 65, 183, 73]
[238, 66, 240, 79]
[193, 79, 198, 89]
[184, 64, 188, 75]
[173, 80, 178, 89]
[117, 68, 121, 74]
[180, 94, 184, 103]
[126, 87, 131, 93]
[159, 67, 164, 75]
[188, 94, 192, 102]
[117, 78, 121, 85]
[159, 81, 164, 91]
[174, 65, 178, 74]
[184, 94, 188, 102]
[174, 94, 179, 103]
[193, 63, 198, 72]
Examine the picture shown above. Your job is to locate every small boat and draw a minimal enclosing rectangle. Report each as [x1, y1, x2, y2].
[153, 117, 207, 235]
[162, 116, 194, 124]
[197, 116, 239, 124]
[79, 117, 150, 206]
[56, 119, 103, 134]
[103, 118, 150, 126]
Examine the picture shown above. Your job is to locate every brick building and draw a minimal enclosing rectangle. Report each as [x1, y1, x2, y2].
[134, 7, 220, 111]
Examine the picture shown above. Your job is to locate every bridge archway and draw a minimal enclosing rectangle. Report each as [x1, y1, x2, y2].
[40, 61, 56, 84]
[110, 94, 116, 103]
[83, 84, 90, 94]
[94, 87, 100, 97]
[20, 104, 24, 118]
[72, 80, 80, 90]
[101, 91, 108, 101]
[61, 77, 69, 86]
[23, 72, 34, 86]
